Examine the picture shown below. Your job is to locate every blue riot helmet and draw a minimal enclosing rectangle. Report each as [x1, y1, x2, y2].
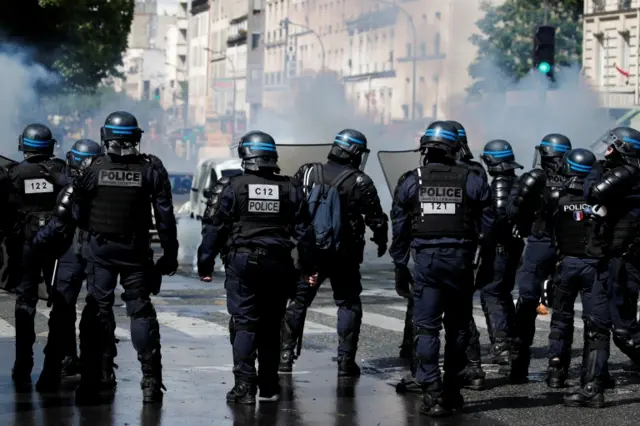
[100, 111, 144, 156]
[562, 148, 596, 178]
[328, 129, 370, 171]
[237, 131, 279, 172]
[480, 139, 523, 175]
[18, 123, 56, 158]
[419, 121, 460, 160]
[66, 139, 102, 171]
[533, 133, 572, 173]
[599, 126, 640, 167]
[447, 120, 473, 160]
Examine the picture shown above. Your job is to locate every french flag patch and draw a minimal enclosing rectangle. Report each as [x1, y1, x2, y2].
[573, 211, 584, 221]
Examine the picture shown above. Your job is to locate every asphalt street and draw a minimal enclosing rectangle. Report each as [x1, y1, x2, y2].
[0, 255, 639, 425]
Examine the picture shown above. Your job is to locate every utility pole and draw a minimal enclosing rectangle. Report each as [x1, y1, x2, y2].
[543, 0, 549, 25]
[281, 18, 290, 83]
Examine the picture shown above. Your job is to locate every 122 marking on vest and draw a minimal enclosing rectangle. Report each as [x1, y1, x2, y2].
[24, 178, 53, 194]
[248, 184, 280, 213]
[99, 170, 143, 187]
[419, 186, 463, 215]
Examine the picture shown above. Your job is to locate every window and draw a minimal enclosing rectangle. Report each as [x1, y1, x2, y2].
[434, 33, 441, 55]
[621, 34, 630, 73]
[389, 50, 394, 63]
[401, 104, 409, 119]
[420, 42, 426, 57]
[598, 36, 607, 86]
[406, 43, 412, 57]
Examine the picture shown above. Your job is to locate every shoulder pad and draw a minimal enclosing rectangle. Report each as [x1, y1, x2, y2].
[493, 178, 511, 190]
[216, 176, 232, 189]
[550, 189, 562, 200]
[355, 172, 373, 187]
[397, 170, 415, 187]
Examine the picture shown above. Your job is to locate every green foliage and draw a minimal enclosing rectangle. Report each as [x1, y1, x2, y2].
[467, 0, 583, 96]
[0, 0, 134, 92]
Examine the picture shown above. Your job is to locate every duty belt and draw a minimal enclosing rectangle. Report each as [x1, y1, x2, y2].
[231, 246, 269, 256]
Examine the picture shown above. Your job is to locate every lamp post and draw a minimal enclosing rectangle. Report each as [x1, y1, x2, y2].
[206, 49, 238, 143]
[372, 0, 417, 121]
[280, 18, 326, 74]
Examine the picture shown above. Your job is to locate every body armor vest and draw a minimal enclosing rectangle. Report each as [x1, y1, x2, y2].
[609, 196, 640, 252]
[11, 159, 65, 239]
[230, 173, 294, 243]
[555, 192, 604, 257]
[531, 170, 563, 238]
[86, 156, 150, 236]
[411, 163, 474, 239]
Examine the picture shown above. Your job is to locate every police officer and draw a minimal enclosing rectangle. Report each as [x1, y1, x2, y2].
[73, 112, 178, 404]
[33, 139, 102, 392]
[543, 148, 610, 408]
[278, 129, 388, 377]
[475, 140, 524, 366]
[584, 126, 640, 376]
[507, 133, 571, 382]
[9, 123, 67, 391]
[197, 131, 316, 404]
[390, 121, 491, 416]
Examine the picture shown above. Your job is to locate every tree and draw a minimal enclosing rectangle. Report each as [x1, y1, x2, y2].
[467, 0, 583, 96]
[0, 0, 134, 92]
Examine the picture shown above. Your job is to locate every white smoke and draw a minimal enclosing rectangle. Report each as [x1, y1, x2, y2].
[0, 49, 58, 159]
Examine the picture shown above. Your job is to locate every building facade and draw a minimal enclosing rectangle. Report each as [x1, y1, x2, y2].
[162, 0, 189, 127]
[115, 1, 177, 102]
[188, 0, 212, 126]
[582, 0, 640, 109]
[260, 0, 501, 123]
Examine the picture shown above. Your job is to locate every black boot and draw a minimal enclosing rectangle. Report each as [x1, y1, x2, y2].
[36, 355, 63, 392]
[395, 372, 421, 394]
[564, 382, 605, 408]
[338, 357, 361, 377]
[61, 356, 80, 378]
[226, 380, 257, 405]
[420, 381, 451, 417]
[461, 361, 486, 391]
[140, 350, 164, 404]
[546, 358, 567, 389]
[11, 359, 33, 392]
[279, 316, 297, 373]
[485, 335, 511, 366]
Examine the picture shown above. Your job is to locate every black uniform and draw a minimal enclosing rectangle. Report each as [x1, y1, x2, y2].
[73, 112, 178, 404]
[278, 129, 388, 377]
[197, 131, 316, 405]
[10, 123, 66, 391]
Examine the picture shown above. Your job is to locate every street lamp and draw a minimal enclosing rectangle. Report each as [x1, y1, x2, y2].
[280, 18, 326, 73]
[206, 48, 238, 143]
[371, 0, 417, 121]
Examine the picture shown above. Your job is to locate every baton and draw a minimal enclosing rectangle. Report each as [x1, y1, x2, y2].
[295, 309, 307, 359]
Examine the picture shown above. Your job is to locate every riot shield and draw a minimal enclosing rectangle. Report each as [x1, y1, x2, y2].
[377, 149, 421, 197]
[0, 155, 18, 168]
[276, 144, 332, 177]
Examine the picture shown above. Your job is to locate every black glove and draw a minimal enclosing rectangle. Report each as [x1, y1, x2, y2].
[198, 261, 214, 280]
[394, 264, 412, 298]
[370, 237, 388, 257]
[156, 254, 178, 276]
[149, 266, 163, 295]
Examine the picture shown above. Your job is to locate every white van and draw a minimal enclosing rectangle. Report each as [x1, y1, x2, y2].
[189, 158, 243, 220]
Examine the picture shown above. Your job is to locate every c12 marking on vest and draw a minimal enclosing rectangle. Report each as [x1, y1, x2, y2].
[422, 202, 456, 215]
[248, 184, 279, 200]
[24, 178, 53, 194]
[98, 170, 143, 187]
[419, 186, 463, 203]
[248, 200, 280, 213]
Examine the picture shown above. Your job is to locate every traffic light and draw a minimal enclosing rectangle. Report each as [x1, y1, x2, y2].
[533, 25, 555, 79]
[153, 87, 161, 101]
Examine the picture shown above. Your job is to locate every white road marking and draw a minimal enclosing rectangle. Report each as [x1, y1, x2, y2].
[156, 311, 229, 338]
[37, 307, 130, 340]
[218, 310, 334, 334]
[0, 317, 15, 337]
[310, 306, 406, 332]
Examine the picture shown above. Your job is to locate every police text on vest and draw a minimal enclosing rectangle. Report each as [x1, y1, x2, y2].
[563, 203, 589, 212]
[249, 200, 280, 213]
[248, 184, 279, 200]
[24, 178, 54, 194]
[99, 170, 143, 187]
[419, 186, 463, 203]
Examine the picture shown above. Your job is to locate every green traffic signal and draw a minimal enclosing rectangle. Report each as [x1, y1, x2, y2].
[537, 61, 551, 74]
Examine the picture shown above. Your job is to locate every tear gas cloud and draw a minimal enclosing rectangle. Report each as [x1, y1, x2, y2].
[0, 49, 57, 159]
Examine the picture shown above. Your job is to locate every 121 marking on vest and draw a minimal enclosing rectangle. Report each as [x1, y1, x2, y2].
[99, 170, 143, 187]
[422, 202, 455, 215]
[24, 178, 53, 194]
[248, 184, 279, 200]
